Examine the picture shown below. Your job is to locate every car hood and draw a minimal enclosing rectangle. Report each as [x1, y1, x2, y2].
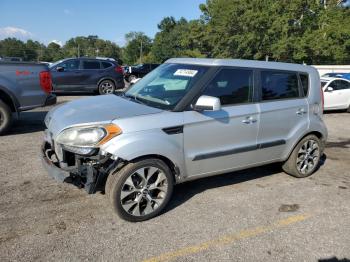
[45, 95, 162, 138]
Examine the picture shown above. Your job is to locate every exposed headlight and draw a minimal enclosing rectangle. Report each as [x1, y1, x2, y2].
[56, 124, 122, 148]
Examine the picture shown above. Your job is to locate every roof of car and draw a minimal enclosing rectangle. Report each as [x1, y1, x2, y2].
[165, 58, 317, 74]
[59, 57, 116, 61]
[321, 77, 350, 82]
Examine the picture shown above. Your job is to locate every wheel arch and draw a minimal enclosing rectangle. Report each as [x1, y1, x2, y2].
[284, 131, 325, 162]
[97, 77, 117, 89]
[0, 87, 18, 112]
[129, 154, 180, 183]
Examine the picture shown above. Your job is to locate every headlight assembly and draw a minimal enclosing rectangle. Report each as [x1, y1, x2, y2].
[56, 124, 122, 149]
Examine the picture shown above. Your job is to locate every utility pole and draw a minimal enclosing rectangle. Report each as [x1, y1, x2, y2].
[140, 39, 143, 64]
[77, 44, 80, 57]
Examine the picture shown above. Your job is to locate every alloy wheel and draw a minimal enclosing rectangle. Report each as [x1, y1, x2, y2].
[296, 139, 320, 175]
[100, 81, 114, 94]
[120, 166, 168, 217]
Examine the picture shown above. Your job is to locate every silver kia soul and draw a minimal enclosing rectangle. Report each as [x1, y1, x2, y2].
[42, 58, 327, 222]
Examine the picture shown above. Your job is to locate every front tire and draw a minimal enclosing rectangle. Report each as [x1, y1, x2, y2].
[106, 158, 174, 222]
[282, 135, 322, 178]
[0, 100, 13, 135]
[98, 80, 115, 95]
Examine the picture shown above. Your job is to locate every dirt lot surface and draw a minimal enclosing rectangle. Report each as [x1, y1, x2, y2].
[0, 95, 349, 262]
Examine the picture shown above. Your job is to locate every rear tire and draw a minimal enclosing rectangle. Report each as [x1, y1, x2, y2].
[0, 99, 12, 135]
[282, 135, 322, 178]
[106, 158, 174, 222]
[98, 80, 115, 95]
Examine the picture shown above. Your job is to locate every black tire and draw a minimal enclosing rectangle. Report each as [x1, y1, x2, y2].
[0, 99, 13, 135]
[98, 80, 115, 95]
[347, 104, 350, 113]
[128, 74, 137, 83]
[282, 135, 322, 178]
[106, 158, 174, 222]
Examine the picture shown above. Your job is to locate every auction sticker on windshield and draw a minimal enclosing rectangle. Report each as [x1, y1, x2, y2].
[174, 69, 198, 77]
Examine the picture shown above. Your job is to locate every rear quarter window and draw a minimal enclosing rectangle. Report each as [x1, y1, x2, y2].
[299, 73, 309, 97]
[102, 62, 113, 69]
[261, 71, 300, 101]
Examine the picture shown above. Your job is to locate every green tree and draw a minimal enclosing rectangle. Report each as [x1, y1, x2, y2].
[151, 17, 206, 63]
[199, 0, 350, 64]
[62, 35, 121, 60]
[0, 38, 26, 59]
[123, 32, 152, 65]
[44, 42, 64, 62]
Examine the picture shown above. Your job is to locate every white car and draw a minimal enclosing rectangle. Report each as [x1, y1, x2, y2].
[321, 77, 350, 112]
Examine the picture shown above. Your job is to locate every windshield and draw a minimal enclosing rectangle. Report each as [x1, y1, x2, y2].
[125, 63, 208, 110]
[321, 81, 328, 88]
[49, 59, 65, 69]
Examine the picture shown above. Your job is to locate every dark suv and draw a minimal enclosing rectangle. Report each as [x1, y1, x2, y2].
[50, 58, 125, 94]
[124, 63, 160, 82]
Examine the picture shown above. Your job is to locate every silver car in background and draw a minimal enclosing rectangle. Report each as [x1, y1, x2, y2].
[42, 58, 327, 222]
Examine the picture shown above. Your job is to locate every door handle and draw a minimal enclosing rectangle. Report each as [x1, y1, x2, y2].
[296, 108, 307, 115]
[242, 116, 257, 124]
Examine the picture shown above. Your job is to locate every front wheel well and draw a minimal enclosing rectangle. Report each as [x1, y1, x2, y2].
[130, 154, 180, 182]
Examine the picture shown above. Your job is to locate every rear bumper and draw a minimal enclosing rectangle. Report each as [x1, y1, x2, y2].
[115, 78, 125, 89]
[17, 94, 57, 112]
[44, 94, 57, 106]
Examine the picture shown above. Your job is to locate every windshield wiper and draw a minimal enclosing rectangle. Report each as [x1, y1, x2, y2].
[122, 93, 145, 105]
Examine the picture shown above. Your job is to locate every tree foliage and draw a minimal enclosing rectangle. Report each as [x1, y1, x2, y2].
[199, 0, 350, 64]
[0, 1, 349, 65]
[0, 35, 122, 63]
[123, 32, 152, 65]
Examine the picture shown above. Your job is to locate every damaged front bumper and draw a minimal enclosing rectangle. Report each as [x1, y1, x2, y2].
[41, 141, 123, 194]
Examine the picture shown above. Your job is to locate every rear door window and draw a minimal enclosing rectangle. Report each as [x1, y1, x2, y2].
[82, 60, 101, 70]
[261, 71, 300, 101]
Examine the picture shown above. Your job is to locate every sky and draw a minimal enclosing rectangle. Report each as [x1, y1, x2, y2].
[0, 0, 205, 46]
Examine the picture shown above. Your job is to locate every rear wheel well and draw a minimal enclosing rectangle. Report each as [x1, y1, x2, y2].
[307, 131, 323, 140]
[98, 78, 116, 87]
[285, 131, 324, 162]
[0, 90, 16, 112]
[130, 154, 179, 182]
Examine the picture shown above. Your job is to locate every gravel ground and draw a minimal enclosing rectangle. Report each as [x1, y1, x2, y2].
[0, 95, 349, 262]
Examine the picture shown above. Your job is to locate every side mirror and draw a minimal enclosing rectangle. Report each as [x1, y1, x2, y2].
[326, 86, 334, 92]
[56, 66, 65, 72]
[194, 95, 221, 111]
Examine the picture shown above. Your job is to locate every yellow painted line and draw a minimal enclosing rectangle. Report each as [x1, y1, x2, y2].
[143, 214, 311, 262]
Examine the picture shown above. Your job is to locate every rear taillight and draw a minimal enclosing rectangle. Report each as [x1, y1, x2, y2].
[320, 85, 324, 111]
[115, 66, 124, 74]
[39, 71, 52, 94]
